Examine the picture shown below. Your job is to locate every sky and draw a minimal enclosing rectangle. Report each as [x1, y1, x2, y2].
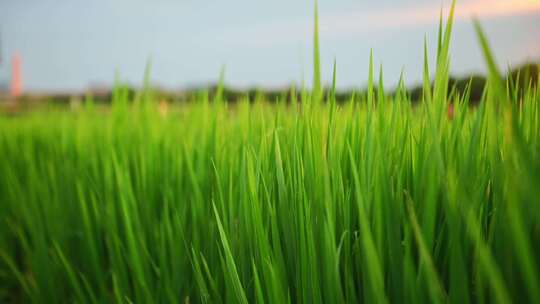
[0, 0, 539, 92]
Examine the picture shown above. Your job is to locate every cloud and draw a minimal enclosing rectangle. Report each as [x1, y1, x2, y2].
[453, 0, 540, 19]
[219, 0, 540, 47]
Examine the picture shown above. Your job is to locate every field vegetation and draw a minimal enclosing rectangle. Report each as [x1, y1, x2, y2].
[1, 2, 539, 303]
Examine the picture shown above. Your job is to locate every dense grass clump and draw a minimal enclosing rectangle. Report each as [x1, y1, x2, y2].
[1, 4, 540, 304]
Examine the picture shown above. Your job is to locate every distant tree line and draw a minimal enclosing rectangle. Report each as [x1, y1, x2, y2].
[12, 62, 538, 106]
[178, 62, 538, 105]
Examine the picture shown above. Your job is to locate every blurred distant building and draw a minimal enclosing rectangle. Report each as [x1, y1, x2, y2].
[10, 53, 22, 98]
[0, 54, 23, 102]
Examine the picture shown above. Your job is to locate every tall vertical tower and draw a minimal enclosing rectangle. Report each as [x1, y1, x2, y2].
[11, 53, 22, 97]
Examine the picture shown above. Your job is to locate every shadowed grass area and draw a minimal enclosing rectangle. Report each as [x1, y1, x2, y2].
[1, 2, 540, 303]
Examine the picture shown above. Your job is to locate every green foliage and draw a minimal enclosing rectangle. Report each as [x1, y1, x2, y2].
[1, 2, 540, 303]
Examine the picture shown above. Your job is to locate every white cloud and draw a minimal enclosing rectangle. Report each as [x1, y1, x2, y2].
[219, 0, 540, 47]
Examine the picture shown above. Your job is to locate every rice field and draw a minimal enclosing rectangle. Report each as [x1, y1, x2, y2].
[1, 3, 540, 303]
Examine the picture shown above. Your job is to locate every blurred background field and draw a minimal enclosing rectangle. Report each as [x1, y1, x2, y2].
[0, 0, 539, 107]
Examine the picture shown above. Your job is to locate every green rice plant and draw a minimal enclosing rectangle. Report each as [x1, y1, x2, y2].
[0, 1, 539, 303]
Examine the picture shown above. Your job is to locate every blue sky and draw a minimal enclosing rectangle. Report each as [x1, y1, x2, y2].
[0, 0, 539, 92]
